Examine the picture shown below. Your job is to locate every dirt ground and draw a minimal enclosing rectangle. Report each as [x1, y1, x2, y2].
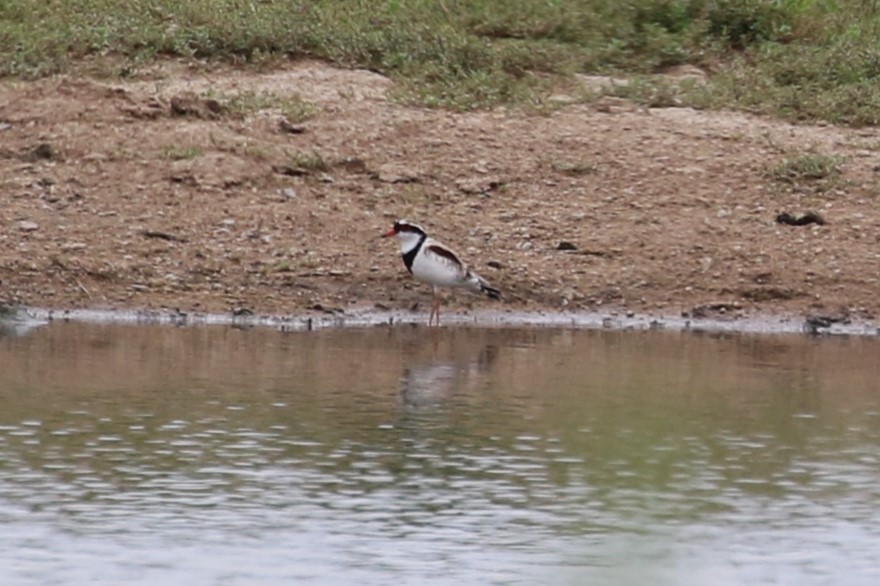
[1, 59, 879, 323]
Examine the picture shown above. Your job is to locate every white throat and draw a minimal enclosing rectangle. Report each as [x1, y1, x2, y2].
[396, 230, 425, 255]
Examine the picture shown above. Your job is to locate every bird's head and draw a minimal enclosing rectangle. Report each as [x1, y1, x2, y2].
[382, 219, 426, 239]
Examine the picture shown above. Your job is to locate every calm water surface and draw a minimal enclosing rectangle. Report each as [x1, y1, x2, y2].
[1, 323, 879, 585]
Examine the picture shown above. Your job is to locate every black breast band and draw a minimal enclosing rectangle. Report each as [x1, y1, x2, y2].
[401, 234, 426, 274]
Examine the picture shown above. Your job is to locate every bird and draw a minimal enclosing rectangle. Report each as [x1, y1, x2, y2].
[382, 219, 501, 326]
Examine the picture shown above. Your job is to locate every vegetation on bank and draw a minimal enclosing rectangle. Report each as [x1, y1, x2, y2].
[3, 1, 880, 124]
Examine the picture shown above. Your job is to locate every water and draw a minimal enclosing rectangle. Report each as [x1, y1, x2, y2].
[1, 323, 879, 585]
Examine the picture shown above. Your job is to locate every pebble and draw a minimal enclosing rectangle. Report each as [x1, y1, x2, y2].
[278, 118, 306, 134]
[18, 221, 39, 232]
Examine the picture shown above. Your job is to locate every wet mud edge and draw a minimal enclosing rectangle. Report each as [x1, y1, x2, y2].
[4, 305, 879, 337]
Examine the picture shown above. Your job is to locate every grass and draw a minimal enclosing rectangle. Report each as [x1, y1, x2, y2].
[766, 152, 842, 182]
[764, 150, 844, 192]
[161, 144, 203, 160]
[550, 159, 600, 176]
[223, 90, 318, 122]
[3, 1, 880, 122]
[286, 150, 332, 173]
[603, 77, 706, 109]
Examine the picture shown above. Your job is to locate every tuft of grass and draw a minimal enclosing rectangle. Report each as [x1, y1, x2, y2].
[393, 69, 546, 111]
[393, 184, 439, 205]
[270, 261, 293, 273]
[766, 153, 841, 182]
[161, 145, 204, 160]
[764, 151, 843, 189]
[603, 77, 691, 108]
[286, 150, 331, 173]
[278, 95, 319, 123]
[223, 90, 318, 122]
[550, 160, 600, 176]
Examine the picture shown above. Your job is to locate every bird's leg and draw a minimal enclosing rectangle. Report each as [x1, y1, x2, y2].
[429, 287, 441, 327]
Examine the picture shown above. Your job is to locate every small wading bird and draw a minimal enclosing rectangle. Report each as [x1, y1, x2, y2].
[383, 219, 501, 326]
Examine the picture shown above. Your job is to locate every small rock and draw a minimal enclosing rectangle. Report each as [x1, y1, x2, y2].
[142, 230, 184, 243]
[487, 260, 504, 269]
[280, 187, 297, 200]
[336, 157, 368, 174]
[18, 221, 39, 232]
[560, 287, 580, 302]
[456, 177, 502, 195]
[776, 211, 826, 226]
[60, 242, 87, 251]
[169, 93, 224, 119]
[375, 163, 420, 184]
[309, 303, 343, 314]
[169, 172, 198, 185]
[120, 97, 165, 120]
[0, 122, 11, 132]
[272, 164, 309, 177]
[691, 301, 742, 319]
[556, 241, 578, 251]
[28, 143, 57, 161]
[278, 118, 306, 134]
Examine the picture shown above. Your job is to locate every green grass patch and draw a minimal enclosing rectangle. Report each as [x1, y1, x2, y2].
[603, 77, 707, 109]
[223, 90, 318, 122]
[286, 150, 332, 173]
[764, 150, 844, 192]
[3, 1, 880, 121]
[766, 152, 842, 183]
[161, 144, 204, 161]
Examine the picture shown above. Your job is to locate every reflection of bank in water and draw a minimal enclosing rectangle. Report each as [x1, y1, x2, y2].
[0, 306, 47, 339]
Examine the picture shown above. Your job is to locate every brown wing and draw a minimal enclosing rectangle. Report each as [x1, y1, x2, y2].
[426, 243, 465, 271]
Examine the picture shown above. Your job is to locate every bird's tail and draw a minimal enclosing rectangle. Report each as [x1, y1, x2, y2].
[467, 270, 501, 300]
[481, 283, 502, 300]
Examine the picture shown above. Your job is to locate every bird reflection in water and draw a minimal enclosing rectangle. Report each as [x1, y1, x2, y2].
[398, 343, 498, 410]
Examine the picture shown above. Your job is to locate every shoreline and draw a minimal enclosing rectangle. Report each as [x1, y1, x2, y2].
[4, 305, 878, 337]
